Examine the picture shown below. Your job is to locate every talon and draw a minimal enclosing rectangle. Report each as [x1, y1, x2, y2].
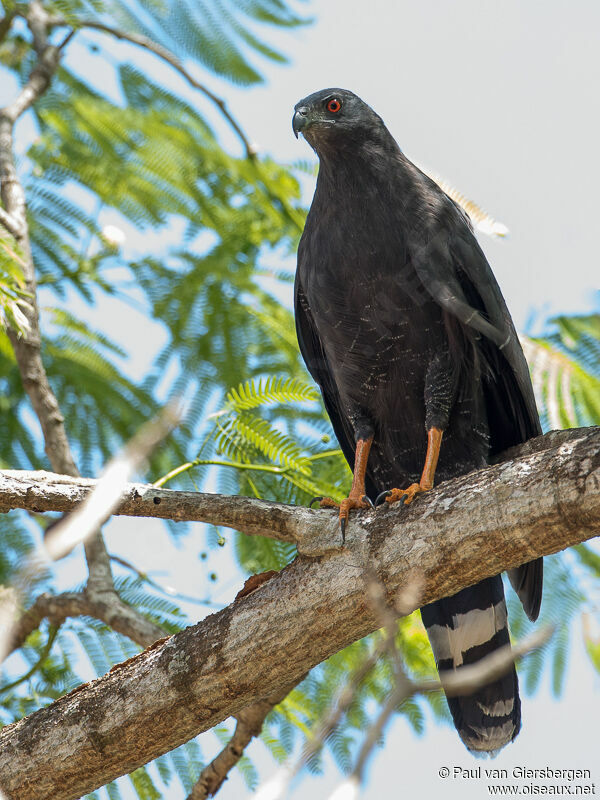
[376, 484, 427, 508]
[361, 494, 375, 509]
[375, 490, 392, 507]
[309, 496, 324, 508]
[340, 516, 346, 544]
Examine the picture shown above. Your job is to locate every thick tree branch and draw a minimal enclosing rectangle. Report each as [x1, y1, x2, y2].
[1, 428, 596, 557]
[0, 427, 597, 800]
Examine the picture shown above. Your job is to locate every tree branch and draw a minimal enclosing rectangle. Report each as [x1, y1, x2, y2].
[46, 15, 258, 160]
[0, 9, 16, 45]
[5, 586, 166, 658]
[0, 7, 169, 657]
[0, 206, 23, 239]
[0, 427, 597, 800]
[187, 683, 296, 800]
[1, 427, 596, 556]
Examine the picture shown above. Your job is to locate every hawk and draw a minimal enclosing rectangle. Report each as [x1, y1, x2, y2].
[293, 88, 542, 753]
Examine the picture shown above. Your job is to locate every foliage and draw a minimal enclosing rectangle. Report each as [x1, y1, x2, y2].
[521, 313, 600, 431]
[0, 1, 598, 798]
[0, 231, 31, 336]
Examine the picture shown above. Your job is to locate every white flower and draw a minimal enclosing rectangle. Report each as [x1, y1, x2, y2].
[102, 224, 126, 247]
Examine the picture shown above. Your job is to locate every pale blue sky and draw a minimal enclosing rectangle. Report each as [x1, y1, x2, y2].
[2, 1, 599, 798]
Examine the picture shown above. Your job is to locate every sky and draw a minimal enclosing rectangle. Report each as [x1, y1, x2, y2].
[227, 0, 599, 333]
[1, 1, 599, 798]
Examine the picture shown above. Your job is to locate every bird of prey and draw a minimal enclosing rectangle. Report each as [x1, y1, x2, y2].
[292, 88, 542, 754]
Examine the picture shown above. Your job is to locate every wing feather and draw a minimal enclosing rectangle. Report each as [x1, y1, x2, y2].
[294, 276, 355, 468]
[294, 275, 380, 502]
[408, 187, 543, 620]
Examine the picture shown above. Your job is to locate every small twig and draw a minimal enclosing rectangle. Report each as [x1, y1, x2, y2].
[350, 680, 405, 787]
[153, 458, 290, 488]
[47, 16, 257, 160]
[364, 570, 423, 679]
[154, 451, 345, 488]
[292, 638, 387, 776]
[419, 625, 554, 697]
[1, 624, 59, 694]
[0, 10, 16, 44]
[256, 579, 423, 800]
[188, 684, 296, 800]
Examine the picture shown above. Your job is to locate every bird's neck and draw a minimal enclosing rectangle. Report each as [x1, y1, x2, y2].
[314, 136, 405, 197]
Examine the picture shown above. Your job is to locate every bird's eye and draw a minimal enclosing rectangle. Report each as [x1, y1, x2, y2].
[327, 98, 341, 113]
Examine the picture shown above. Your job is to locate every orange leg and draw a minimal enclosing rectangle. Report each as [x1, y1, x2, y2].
[310, 436, 374, 541]
[376, 427, 443, 507]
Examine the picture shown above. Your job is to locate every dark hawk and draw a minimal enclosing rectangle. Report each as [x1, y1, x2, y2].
[292, 88, 542, 754]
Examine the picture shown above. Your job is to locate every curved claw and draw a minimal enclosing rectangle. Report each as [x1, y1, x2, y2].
[375, 490, 392, 507]
[361, 494, 375, 509]
[340, 516, 346, 545]
[309, 496, 324, 508]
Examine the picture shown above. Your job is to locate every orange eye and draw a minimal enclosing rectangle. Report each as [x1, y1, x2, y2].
[327, 98, 341, 113]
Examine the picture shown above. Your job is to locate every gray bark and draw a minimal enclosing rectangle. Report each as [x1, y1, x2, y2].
[0, 427, 598, 800]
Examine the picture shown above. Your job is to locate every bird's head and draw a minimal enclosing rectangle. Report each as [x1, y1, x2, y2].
[292, 88, 389, 156]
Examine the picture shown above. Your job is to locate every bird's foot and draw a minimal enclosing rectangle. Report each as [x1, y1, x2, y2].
[309, 494, 374, 543]
[375, 483, 429, 508]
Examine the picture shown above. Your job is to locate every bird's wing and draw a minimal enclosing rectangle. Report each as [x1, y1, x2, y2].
[409, 193, 543, 621]
[410, 197, 541, 449]
[294, 275, 355, 463]
[294, 275, 379, 501]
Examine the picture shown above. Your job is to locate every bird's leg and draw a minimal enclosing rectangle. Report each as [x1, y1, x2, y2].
[311, 433, 374, 542]
[376, 427, 443, 507]
[376, 349, 455, 508]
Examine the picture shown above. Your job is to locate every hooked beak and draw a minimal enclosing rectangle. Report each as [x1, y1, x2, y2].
[292, 107, 309, 138]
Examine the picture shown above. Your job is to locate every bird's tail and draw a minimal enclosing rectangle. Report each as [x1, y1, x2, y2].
[420, 575, 520, 754]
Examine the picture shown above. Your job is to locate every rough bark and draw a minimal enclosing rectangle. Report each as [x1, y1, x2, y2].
[0, 427, 597, 800]
[1, 427, 593, 558]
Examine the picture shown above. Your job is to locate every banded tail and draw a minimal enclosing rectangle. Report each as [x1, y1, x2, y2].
[421, 575, 520, 754]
